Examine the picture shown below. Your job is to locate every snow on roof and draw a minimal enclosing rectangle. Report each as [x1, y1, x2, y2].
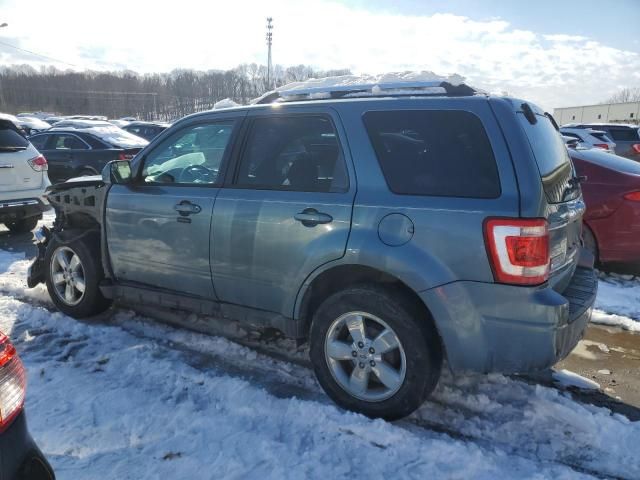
[253, 71, 468, 104]
[213, 98, 240, 109]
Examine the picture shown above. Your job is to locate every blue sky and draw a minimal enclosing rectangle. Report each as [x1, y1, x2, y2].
[0, 0, 638, 110]
[346, 0, 640, 53]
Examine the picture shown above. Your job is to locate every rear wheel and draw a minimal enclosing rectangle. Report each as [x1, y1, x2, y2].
[5, 216, 39, 234]
[44, 234, 111, 318]
[309, 285, 442, 420]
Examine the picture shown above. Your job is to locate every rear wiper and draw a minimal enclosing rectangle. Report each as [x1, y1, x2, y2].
[0, 146, 28, 152]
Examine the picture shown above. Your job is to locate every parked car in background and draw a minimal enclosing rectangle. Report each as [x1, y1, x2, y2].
[122, 121, 170, 141]
[570, 148, 640, 274]
[28, 80, 597, 420]
[565, 123, 640, 161]
[29, 123, 147, 183]
[15, 117, 51, 136]
[0, 332, 55, 479]
[44, 116, 65, 125]
[559, 127, 615, 152]
[65, 115, 108, 121]
[0, 119, 50, 233]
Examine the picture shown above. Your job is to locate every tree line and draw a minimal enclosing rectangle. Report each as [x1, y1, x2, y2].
[0, 64, 351, 121]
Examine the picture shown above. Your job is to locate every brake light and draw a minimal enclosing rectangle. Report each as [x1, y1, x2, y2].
[484, 218, 550, 285]
[118, 153, 134, 161]
[593, 143, 609, 150]
[27, 154, 48, 172]
[624, 191, 640, 202]
[632, 144, 640, 154]
[0, 333, 26, 433]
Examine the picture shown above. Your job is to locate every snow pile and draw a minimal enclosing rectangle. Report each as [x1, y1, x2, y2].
[591, 273, 640, 331]
[1, 295, 589, 480]
[552, 369, 600, 390]
[213, 98, 240, 109]
[276, 71, 466, 93]
[252, 71, 468, 103]
[0, 246, 640, 478]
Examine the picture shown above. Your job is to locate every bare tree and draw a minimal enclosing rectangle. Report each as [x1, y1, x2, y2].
[606, 87, 640, 104]
[0, 63, 352, 120]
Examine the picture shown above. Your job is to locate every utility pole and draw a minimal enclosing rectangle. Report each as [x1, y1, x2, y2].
[266, 17, 273, 90]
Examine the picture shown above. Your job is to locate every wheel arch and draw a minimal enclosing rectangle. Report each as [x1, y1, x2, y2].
[295, 264, 445, 357]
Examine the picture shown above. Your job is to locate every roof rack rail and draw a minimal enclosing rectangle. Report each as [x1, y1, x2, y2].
[253, 81, 477, 105]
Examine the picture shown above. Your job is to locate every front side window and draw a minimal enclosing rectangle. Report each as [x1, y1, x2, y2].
[141, 121, 235, 185]
[235, 115, 348, 193]
[364, 110, 501, 198]
[53, 134, 88, 150]
[29, 134, 49, 150]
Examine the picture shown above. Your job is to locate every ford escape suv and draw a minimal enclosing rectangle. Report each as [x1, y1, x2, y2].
[28, 80, 597, 419]
[0, 120, 50, 234]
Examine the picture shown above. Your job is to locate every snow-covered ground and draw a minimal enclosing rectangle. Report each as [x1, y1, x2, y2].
[593, 273, 640, 332]
[0, 230, 639, 479]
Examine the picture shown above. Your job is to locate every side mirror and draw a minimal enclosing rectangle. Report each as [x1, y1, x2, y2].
[102, 160, 132, 184]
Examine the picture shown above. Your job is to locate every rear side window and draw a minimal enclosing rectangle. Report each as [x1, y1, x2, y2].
[0, 127, 29, 149]
[363, 110, 500, 198]
[29, 134, 49, 150]
[80, 134, 109, 149]
[235, 115, 349, 193]
[517, 113, 570, 176]
[607, 128, 639, 142]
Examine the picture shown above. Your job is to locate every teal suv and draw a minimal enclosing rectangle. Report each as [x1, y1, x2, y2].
[28, 81, 597, 419]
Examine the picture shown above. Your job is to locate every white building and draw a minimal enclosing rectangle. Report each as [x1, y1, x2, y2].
[554, 101, 640, 125]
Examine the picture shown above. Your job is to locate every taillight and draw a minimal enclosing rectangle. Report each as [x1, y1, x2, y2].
[484, 218, 550, 285]
[593, 143, 609, 150]
[632, 144, 640, 154]
[118, 152, 134, 161]
[0, 333, 26, 433]
[27, 154, 48, 172]
[624, 191, 640, 202]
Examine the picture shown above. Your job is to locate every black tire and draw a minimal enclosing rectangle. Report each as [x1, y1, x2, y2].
[582, 224, 599, 264]
[309, 284, 442, 420]
[5, 216, 39, 234]
[44, 232, 112, 318]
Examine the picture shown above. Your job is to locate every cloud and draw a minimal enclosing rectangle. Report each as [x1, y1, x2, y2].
[0, 0, 637, 109]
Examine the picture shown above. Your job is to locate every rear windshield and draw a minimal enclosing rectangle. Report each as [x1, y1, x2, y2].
[607, 128, 639, 142]
[0, 126, 29, 149]
[363, 110, 501, 198]
[517, 113, 570, 176]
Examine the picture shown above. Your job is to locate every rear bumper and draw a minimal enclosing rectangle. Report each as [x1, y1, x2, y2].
[0, 411, 55, 480]
[0, 198, 49, 224]
[421, 252, 597, 374]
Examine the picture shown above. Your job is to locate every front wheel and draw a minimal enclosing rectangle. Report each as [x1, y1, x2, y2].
[44, 233, 112, 318]
[309, 285, 442, 420]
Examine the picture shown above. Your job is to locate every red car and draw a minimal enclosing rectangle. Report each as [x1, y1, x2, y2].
[570, 147, 640, 274]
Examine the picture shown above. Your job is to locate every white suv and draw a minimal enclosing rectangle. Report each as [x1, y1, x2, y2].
[559, 126, 616, 153]
[0, 120, 50, 233]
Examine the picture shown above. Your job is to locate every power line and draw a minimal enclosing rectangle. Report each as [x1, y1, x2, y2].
[0, 39, 79, 68]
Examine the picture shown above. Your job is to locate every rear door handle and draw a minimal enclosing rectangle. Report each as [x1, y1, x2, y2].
[174, 200, 202, 216]
[294, 208, 333, 227]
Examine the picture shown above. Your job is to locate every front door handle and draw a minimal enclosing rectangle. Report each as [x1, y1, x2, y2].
[294, 208, 333, 227]
[174, 200, 202, 216]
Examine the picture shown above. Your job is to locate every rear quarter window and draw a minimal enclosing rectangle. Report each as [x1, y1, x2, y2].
[517, 113, 570, 176]
[363, 110, 501, 198]
[0, 127, 29, 149]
